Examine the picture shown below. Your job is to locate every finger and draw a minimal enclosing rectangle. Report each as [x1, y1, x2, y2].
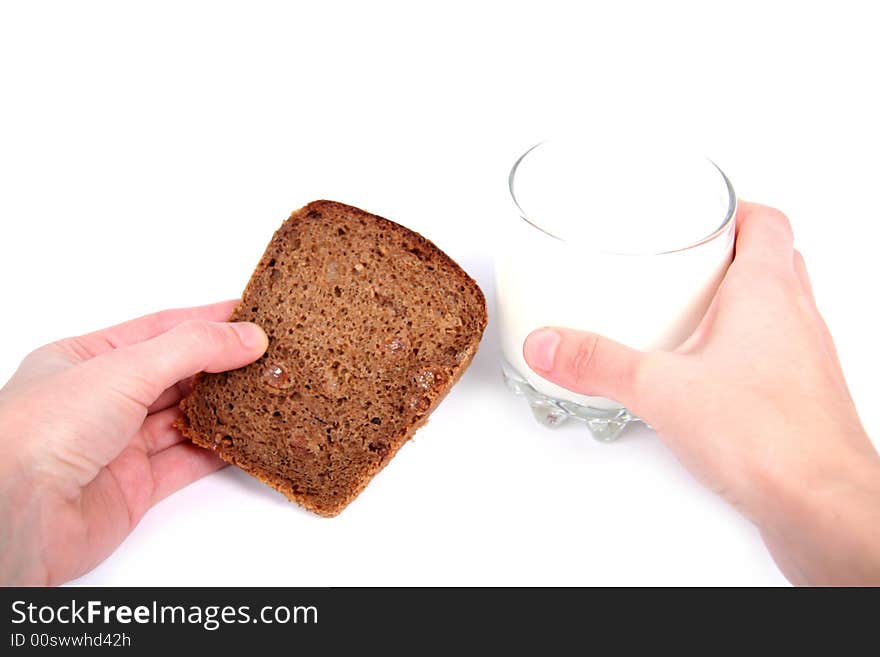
[792, 249, 814, 297]
[147, 377, 195, 415]
[84, 319, 268, 409]
[48, 320, 265, 479]
[523, 327, 649, 411]
[136, 406, 188, 455]
[150, 442, 227, 505]
[674, 292, 721, 355]
[734, 201, 795, 268]
[61, 300, 241, 361]
[674, 250, 732, 355]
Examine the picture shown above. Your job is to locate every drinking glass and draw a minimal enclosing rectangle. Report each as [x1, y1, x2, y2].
[495, 138, 736, 441]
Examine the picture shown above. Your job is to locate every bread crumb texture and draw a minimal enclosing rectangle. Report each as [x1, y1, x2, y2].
[176, 201, 487, 516]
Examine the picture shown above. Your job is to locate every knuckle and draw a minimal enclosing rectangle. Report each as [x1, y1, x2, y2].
[17, 346, 49, 371]
[29, 339, 77, 363]
[149, 308, 176, 329]
[570, 334, 600, 384]
[765, 207, 794, 238]
[30, 342, 57, 358]
[176, 319, 217, 347]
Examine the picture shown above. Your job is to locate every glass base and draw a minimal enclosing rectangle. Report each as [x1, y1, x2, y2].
[501, 360, 641, 442]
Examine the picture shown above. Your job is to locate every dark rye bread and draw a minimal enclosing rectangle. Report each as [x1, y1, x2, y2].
[176, 200, 487, 516]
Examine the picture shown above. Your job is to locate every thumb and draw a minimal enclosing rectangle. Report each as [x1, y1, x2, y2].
[35, 319, 268, 486]
[87, 319, 268, 408]
[523, 327, 648, 412]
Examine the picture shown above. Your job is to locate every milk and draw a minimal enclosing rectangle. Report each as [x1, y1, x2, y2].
[496, 137, 735, 412]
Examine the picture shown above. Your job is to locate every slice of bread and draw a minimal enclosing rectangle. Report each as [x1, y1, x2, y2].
[176, 200, 487, 516]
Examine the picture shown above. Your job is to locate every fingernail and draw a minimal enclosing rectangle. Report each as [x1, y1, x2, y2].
[231, 322, 268, 350]
[524, 329, 561, 373]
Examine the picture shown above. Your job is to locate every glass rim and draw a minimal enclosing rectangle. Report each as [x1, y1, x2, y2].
[508, 140, 738, 256]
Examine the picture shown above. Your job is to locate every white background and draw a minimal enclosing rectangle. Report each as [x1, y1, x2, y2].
[1, 1, 878, 586]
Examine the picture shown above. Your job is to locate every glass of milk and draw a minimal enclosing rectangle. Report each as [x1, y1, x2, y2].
[496, 135, 736, 441]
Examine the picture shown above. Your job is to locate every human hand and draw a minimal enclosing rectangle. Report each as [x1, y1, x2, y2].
[0, 301, 268, 585]
[523, 201, 880, 585]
